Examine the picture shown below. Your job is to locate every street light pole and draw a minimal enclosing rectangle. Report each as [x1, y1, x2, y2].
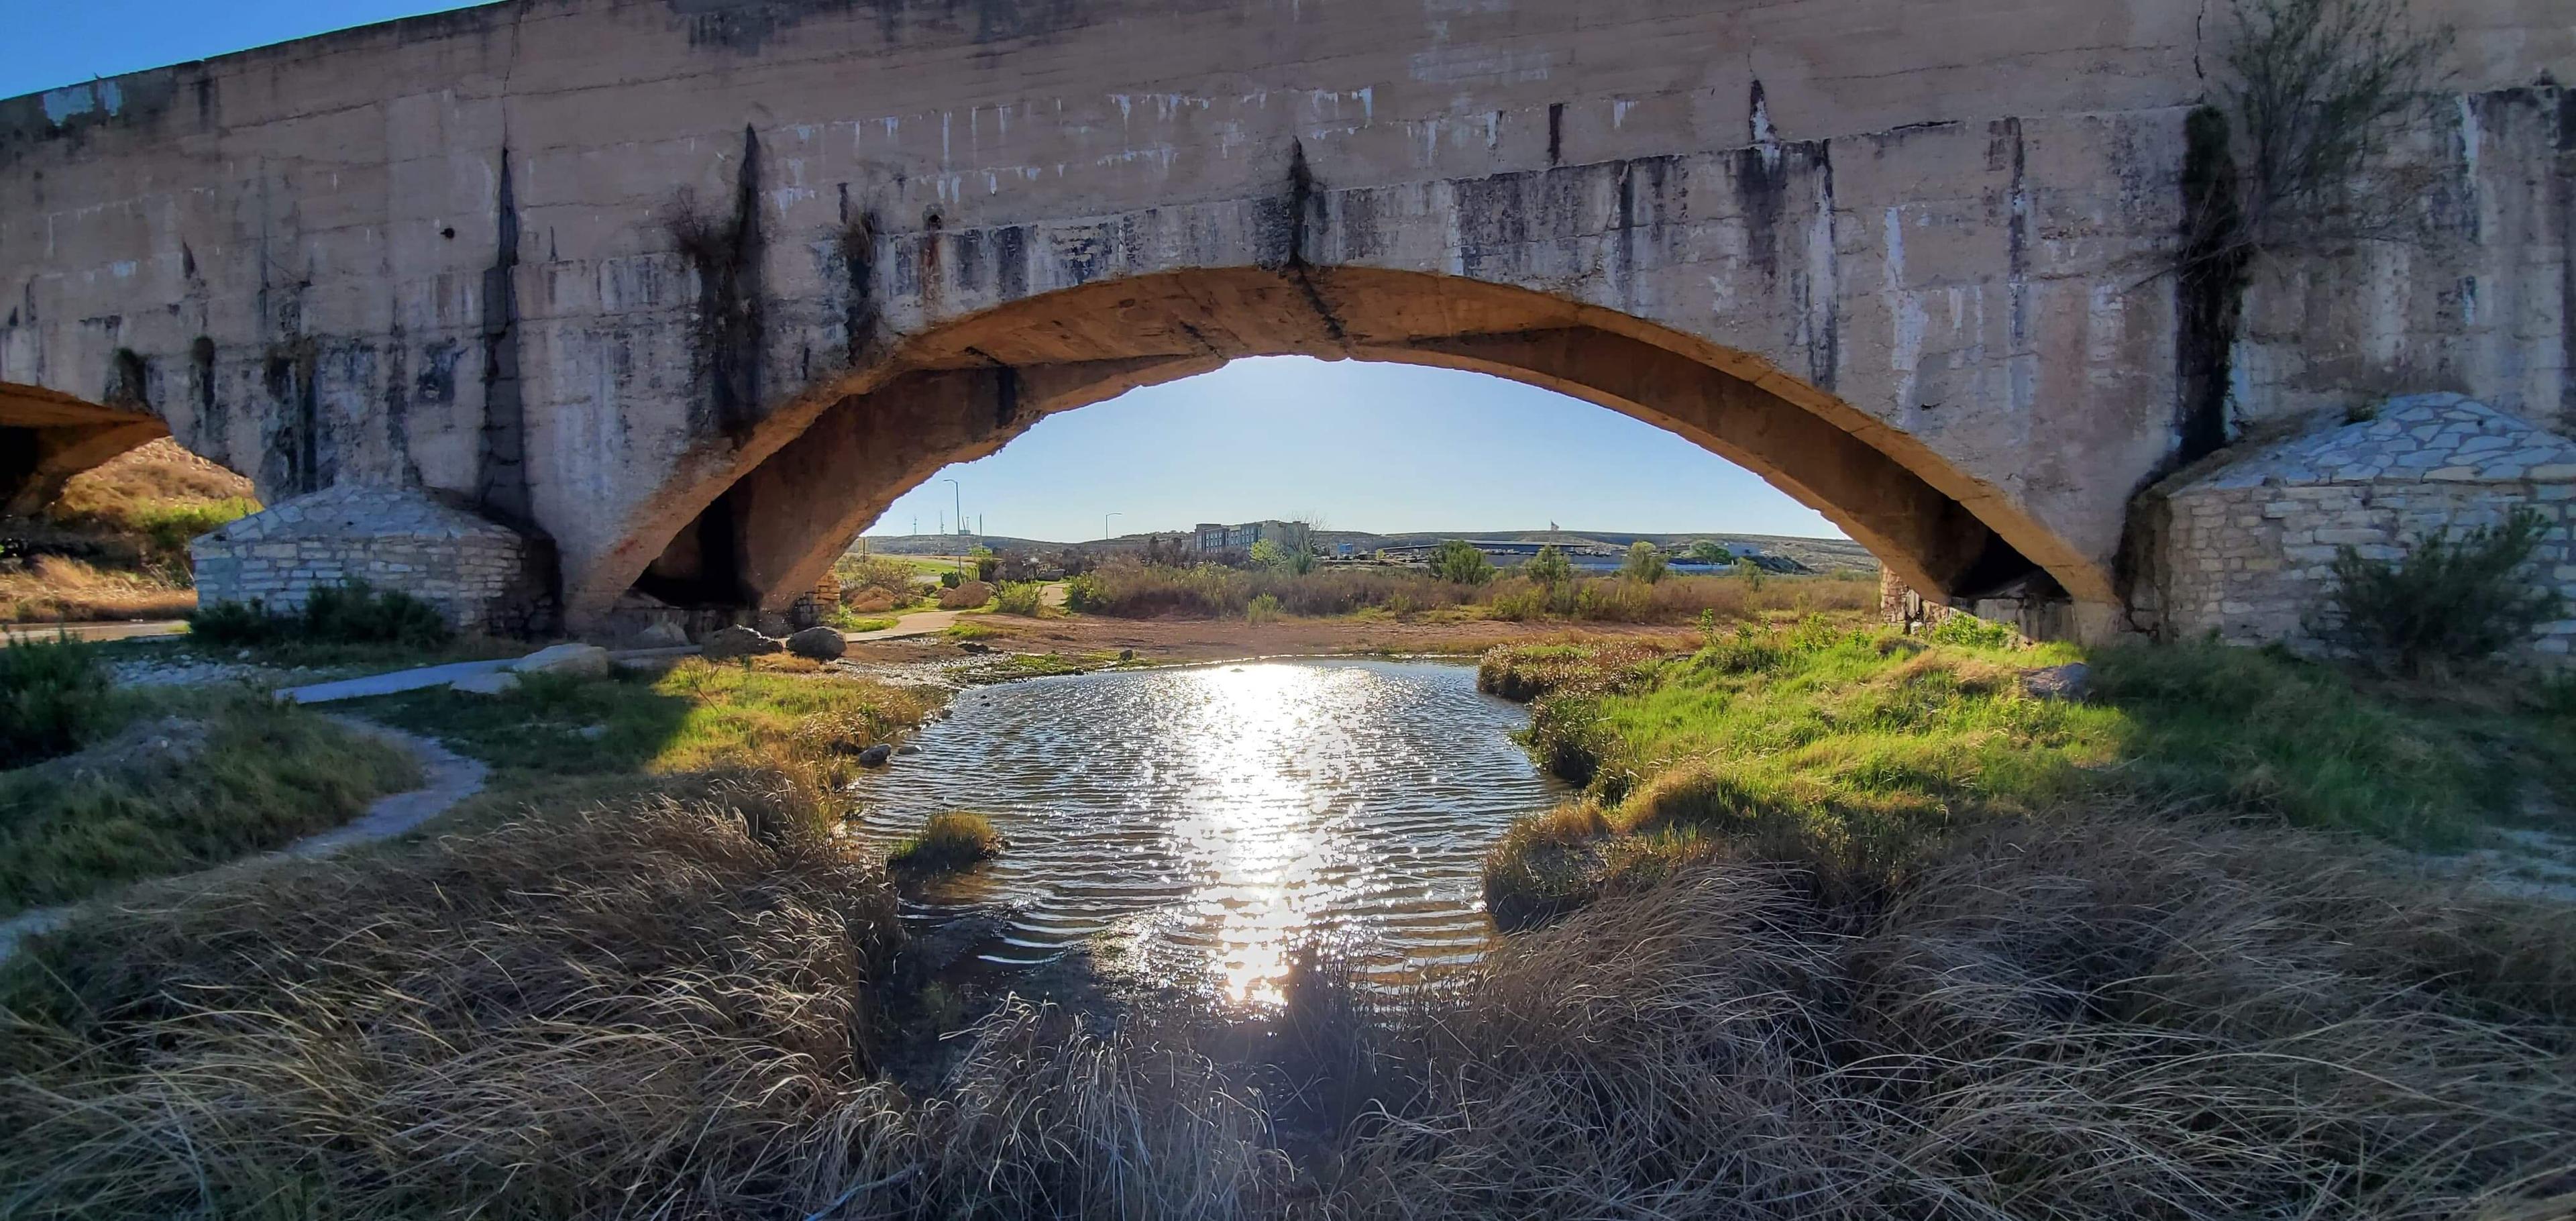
[1103, 511, 1122, 541]
[943, 478, 964, 576]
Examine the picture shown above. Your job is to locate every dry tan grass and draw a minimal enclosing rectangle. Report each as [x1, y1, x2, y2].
[0, 555, 195, 623]
[46, 438, 253, 523]
[5, 796, 2571, 1219]
[1332, 817, 2576, 1220]
[0, 774, 919, 1219]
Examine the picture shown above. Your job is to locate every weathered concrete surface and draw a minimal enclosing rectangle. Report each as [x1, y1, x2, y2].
[1, 0, 2569, 633]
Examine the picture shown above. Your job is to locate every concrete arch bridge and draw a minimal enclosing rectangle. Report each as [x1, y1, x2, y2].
[2, 0, 2569, 645]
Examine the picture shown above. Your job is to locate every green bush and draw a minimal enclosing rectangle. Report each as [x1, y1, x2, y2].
[1063, 572, 1104, 613]
[189, 581, 454, 649]
[131, 498, 257, 568]
[1621, 540, 1668, 584]
[1432, 540, 1494, 585]
[939, 570, 965, 590]
[994, 582, 1044, 617]
[1246, 592, 1284, 625]
[1927, 612, 2021, 649]
[2312, 509, 2563, 676]
[1523, 544, 1574, 588]
[0, 635, 115, 769]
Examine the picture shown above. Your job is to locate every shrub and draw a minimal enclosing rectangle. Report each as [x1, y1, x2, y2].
[994, 582, 1044, 617]
[191, 581, 452, 649]
[1066, 560, 1477, 619]
[0, 635, 113, 769]
[886, 810, 1004, 876]
[1927, 610, 2021, 649]
[1621, 540, 1668, 584]
[940, 570, 964, 590]
[1523, 544, 1574, 588]
[1685, 540, 1733, 566]
[1246, 592, 1284, 625]
[971, 547, 998, 582]
[1063, 572, 1104, 613]
[2310, 508, 2563, 676]
[130, 498, 256, 567]
[1431, 540, 1494, 585]
[835, 553, 920, 607]
[301, 580, 452, 647]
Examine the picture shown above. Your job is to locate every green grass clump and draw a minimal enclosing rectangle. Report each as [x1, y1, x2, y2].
[827, 604, 897, 633]
[0, 635, 115, 769]
[190, 580, 453, 649]
[886, 811, 1004, 876]
[0, 690, 419, 912]
[1483, 625, 2561, 925]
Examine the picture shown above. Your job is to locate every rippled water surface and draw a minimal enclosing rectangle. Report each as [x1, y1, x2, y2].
[846, 659, 1564, 1006]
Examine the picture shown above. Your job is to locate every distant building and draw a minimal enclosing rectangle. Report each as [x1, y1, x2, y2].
[1378, 539, 1621, 567]
[1195, 520, 1295, 553]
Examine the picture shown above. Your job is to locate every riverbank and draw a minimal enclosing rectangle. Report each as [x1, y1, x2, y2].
[5, 619, 2574, 1217]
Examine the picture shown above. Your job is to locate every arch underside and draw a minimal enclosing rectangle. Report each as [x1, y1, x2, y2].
[0, 382, 171, 517]
[602, 268, 2082, 624]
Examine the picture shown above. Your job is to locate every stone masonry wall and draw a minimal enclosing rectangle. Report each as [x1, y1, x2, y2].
[2153, 395, 2576, 660]
[193, 484, 553, 635]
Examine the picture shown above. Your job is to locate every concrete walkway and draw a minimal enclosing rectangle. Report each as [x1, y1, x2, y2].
[0, 719, 488, 962]
[275, 645, 701, 704]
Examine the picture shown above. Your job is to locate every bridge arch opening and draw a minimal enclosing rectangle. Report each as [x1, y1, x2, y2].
[589, 268, 2092, 628]
[0, 383, 178, 519]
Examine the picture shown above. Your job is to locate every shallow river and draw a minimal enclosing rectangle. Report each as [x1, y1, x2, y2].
[845, 659, 1565, 1006]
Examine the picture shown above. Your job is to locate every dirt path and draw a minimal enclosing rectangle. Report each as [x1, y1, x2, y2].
[0, 719, 487, 962]
[0, 619, 188, 645]
[842, 583, 1070, 643]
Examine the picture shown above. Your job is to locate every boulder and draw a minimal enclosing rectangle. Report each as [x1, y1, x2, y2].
[705, 625, 784, 659]
[788, 625, 849, 660]
[627, 620, 690, 649]
[845, 589, 898, 613]
[451, 670, 522, 696]
[513, 643, 612, 678]
[855, 743, 894, 767]
[895, 743, 924, 756]
[2019, 662, 2091, 701]
[938, 580, 994, 609]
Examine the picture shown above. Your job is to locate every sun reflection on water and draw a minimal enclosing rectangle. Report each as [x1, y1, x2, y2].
[846, 658, 1560, 1010]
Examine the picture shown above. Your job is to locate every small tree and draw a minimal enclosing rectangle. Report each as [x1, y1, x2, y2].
[2310, 509, 2563, 677]
[1247, 539, 1287, 568]
[1432, 539, 1495, 586]
[1523, 544, 1575, 588]
[2212, 0, 2453, 258]
[1621, 541, 1668, 584]
[1687, 540, 1733, 566]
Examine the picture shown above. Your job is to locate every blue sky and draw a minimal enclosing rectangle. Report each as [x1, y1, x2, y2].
[874, 358, 1837, 541]
[5, 2, 1843, 543]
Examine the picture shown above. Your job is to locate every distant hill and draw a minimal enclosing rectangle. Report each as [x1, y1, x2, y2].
[859, 527, 1878, 574]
